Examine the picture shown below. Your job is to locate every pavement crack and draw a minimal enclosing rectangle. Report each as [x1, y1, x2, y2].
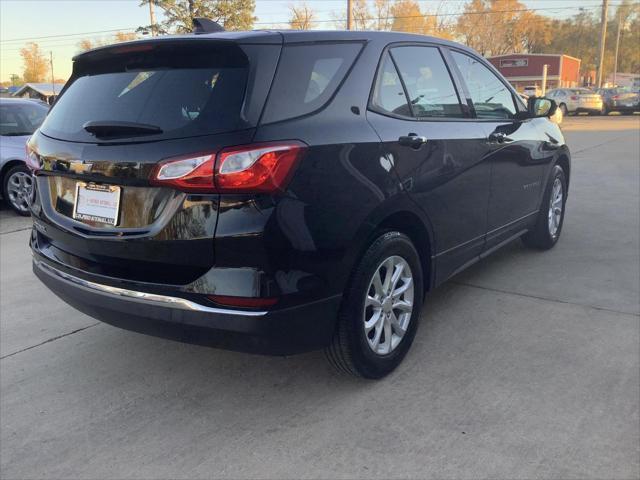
[451, 281, 640, 317]
[0, 227, 31, 235]
[571, 132, 638, 156]
[0, 323, 101, 360]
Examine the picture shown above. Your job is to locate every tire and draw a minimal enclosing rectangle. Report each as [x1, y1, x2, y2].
[559, 103, 568, 116]
[325, 231, 424, 379]
[522, 165, 567, 250]
[2, 164, 33, 216]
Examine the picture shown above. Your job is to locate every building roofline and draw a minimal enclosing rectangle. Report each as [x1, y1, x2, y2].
[488, 53, 582, 63]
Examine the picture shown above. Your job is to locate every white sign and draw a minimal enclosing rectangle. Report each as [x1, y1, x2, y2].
[73, 182, 121, 225]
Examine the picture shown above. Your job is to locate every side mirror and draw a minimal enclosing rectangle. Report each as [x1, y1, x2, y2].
[527, 97, 557, 118]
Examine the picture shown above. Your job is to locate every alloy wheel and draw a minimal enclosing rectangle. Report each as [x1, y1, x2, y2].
[6, 170, 33, 214]
[364, 255, 414, 355]
[548, 177, 563, 238]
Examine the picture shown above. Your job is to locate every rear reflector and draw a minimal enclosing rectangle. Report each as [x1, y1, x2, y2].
[150, 141, 307, 194]
[208, 295, 279, 309]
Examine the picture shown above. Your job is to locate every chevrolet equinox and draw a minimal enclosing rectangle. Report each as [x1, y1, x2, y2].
[28, 26, 570, 378]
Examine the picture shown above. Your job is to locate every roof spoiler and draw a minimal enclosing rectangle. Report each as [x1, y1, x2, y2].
[193, 18, 225, 34]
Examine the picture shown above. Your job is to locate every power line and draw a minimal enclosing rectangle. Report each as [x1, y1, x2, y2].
[0, 27, 139, 44]
[1, 2, 629, 44]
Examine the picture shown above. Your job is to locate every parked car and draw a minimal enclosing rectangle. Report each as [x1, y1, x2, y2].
[0, 98, 48, 215]
[546, 88, 603, 116]
[597, 86, 640, 114]
[28, 27, 570, 378]
[523, 85, 542, 97]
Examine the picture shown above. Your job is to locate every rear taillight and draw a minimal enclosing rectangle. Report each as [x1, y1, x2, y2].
[570, 95, 579, 101]
[613, 95, 620, 99]
[150, 153, 216, 193]
[25, 145, 40, 171]
[150, 141, 307, 194]
[215, 141, 306, 193]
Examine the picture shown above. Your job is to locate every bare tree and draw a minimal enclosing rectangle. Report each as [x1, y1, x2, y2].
[289, 2, 315, 30]
[372, 0, 393, 31]
[138, 0, 256, 33]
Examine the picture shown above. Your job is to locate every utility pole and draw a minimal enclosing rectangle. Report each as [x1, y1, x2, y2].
[49, 51, 55, 104]
[541, 64, 548, 96]
[149, 0, 157, 36]
[596, 0, 609, 88]
[613, 14, 622, 86]
[347, 0, 353, 30]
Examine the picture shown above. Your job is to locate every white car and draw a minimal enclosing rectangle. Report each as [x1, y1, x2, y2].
[0, 98, 48, 215]
[546, 88, 604, 116]
[523, 85, 542, 97]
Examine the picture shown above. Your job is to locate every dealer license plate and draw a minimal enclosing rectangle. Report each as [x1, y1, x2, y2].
[73, 182, 121, 226]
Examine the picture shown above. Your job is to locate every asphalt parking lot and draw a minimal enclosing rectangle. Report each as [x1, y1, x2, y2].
[1, 115, 638, 479]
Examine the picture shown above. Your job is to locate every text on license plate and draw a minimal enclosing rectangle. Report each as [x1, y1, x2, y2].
[73, 182, 121, 225]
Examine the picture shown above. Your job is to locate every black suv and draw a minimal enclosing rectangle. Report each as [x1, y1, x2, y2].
[28, 28, 570, 378]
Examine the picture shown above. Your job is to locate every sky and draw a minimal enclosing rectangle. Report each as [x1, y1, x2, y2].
[0, 0, 618, 82]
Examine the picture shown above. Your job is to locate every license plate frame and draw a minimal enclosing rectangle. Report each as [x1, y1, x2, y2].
[73, 182, 121, 226]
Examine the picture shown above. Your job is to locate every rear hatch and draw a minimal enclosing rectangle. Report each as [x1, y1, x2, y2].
[29, 37, 281, 285]
[573, 89, 601, 105]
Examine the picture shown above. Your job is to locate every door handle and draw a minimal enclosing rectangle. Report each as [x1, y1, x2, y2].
[488, 132, 512, 144]
[399, 134, 428, 149]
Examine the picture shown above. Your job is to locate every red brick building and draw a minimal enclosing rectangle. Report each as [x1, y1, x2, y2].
[487, 54, 581, 92]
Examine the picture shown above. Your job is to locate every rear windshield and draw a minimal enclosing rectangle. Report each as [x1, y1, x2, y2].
[261, 42, 362, 124]
[40, 43, 249, 142]
[0, 102, 48, 136]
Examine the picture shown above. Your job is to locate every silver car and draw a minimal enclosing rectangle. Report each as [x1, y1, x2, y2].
[0, 98, 48, 215]
[546, 88, 603, 116]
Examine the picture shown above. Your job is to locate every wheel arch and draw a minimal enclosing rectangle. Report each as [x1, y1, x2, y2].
[344, 198, 436, 293]
[555, 151, 571, 193]
[0, 159, 27, 196]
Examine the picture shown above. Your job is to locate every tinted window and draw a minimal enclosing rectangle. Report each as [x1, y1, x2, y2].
[262, 43, 362, 124]
[371, 52, 411, 117]
[390, 46, 463, 118]
[451, 51, 516, 119]
[41, 45, 249, 142]
[0, 102, 47, 136]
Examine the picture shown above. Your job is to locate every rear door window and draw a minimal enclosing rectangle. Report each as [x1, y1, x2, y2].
[261, 42, 362, 124]
[370, 52, 412, 117]
[390, 46, 464, 118]
[40, 44, 250, 142]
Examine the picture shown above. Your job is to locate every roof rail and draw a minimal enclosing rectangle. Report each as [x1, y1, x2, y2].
[192, 18, 225, 34]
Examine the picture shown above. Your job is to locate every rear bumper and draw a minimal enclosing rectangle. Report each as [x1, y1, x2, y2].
[33, 258, 341, 355]
[574, 107, 602, 113]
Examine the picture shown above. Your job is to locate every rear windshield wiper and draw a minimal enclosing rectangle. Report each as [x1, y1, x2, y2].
[83, 121, 163, 138]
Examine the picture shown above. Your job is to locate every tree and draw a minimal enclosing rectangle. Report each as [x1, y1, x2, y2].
[372, 0, 393, 31]
[352, 0, 371, 30]
[20, 42, 48, 83]
[289, 2, 315, 30]
[77, 32, 137, 52]
[138, 0, 256, 33]
[390, 0, 436, 35]
[9, 74, 22, 86]
[114, 31, 137, 42]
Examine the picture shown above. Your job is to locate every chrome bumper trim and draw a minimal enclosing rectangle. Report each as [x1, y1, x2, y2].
[34, 260, 267, 317]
